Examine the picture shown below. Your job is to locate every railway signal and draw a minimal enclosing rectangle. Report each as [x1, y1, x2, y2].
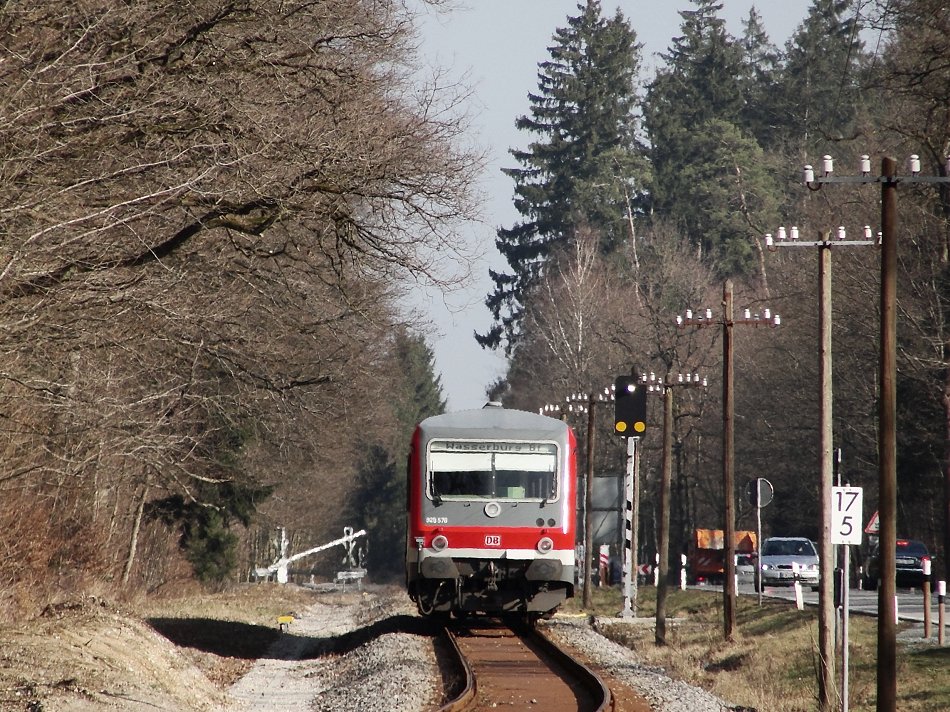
[613, 375, 646, 436]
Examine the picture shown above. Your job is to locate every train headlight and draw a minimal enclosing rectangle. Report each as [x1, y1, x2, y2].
[431, 534, 448, 552]
[537, 536, 554, 554]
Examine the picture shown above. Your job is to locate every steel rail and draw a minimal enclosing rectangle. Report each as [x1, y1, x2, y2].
[517, 620, 613, 712]
[436, 625, 476, 712]
[438, 618, 612, 712]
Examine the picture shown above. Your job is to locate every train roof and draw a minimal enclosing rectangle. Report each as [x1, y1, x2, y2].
[417, 404, 570, 442]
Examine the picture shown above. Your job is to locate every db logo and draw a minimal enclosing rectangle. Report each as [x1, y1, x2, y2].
[485, 535, 502, 546]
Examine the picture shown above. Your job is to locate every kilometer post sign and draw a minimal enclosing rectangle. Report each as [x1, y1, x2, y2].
[831, 486, 863, 545]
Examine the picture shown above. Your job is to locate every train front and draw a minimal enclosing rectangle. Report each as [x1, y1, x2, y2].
[406, 404, 577, 616]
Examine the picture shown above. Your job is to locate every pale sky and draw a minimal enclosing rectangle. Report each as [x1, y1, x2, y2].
[411, 1, 818, 412]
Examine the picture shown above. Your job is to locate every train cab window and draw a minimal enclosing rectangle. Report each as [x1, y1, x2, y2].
[493, 453, 556, 500]
[428, 442, 558, 502]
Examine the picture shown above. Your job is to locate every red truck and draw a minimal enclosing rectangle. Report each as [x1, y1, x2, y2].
[687, 528, 757, 584]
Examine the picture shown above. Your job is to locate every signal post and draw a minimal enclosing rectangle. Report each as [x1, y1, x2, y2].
[614, 374, 646, 618]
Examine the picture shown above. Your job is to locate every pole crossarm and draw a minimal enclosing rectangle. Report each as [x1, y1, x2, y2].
[677, 307, 781, 330]
[766, 224, 879, 251]
[773, 240, 876, 247]
[641, 371, 708, 392]
[808, 175, 950, 185]
[539, 387, 612, 416]
[803, 153, 950, 190]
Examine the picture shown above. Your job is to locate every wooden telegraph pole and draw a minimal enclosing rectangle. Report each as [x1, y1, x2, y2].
[677, 283, 779, 641]
[721, 281, 737, 640]
[877, 156, 898, 712]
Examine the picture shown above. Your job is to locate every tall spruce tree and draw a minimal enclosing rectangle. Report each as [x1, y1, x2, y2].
[645, 0, 779, 277]
[737, 6, 783, 149]
[478, 0, 648, 353]
[775, 0, 867, 151]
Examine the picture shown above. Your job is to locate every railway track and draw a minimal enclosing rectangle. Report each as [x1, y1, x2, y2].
[436, 616, 635, 712]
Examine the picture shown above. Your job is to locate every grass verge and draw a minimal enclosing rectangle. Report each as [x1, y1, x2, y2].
[562, 586, 950, 711]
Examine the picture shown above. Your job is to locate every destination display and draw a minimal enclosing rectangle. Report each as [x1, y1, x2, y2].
[430, 440, 557, 454]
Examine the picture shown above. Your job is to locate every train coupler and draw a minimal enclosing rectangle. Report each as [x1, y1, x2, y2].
[486, 561, 499, 591]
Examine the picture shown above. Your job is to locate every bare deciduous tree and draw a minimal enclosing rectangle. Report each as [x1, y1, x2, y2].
[0, 0, 481, 605]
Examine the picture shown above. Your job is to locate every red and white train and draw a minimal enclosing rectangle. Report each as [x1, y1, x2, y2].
[405, 403, 577, 616]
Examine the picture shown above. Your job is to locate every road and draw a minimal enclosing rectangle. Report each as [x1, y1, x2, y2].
[695, 580, 948, 625]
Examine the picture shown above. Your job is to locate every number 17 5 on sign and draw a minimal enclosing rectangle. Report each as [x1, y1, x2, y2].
[831, 486, 863, 545]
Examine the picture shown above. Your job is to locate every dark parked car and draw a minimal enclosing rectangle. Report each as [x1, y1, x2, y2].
[862, 538, 932, 590]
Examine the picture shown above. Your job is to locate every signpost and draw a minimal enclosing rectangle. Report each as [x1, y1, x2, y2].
[832, 486, 863, 712]
[832, 487, 864, 545]
[748, 477, 773, 605]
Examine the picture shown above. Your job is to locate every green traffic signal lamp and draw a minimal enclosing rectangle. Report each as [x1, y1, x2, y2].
[614, 375, 647, 436]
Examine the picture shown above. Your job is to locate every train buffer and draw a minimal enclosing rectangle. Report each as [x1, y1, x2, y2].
[335, 568, 367, 591]
[277, 614, 295, 632]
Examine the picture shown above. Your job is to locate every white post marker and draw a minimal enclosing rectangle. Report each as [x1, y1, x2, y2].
[680, 553, 687, 590]
[793, 562, 804, 610]
[938, 580, 946, 645]
[734, 554, 739, 597]
[923, 558, 932, 638]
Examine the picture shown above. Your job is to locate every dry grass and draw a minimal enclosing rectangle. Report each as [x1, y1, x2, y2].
[0, 582, 327, 711]
[564, 586, 950, 711]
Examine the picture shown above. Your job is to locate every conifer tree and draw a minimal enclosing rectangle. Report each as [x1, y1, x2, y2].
[775, 0, 867, 151]
[478, 0, 648, 352]
[644, 0, 778, 277]
[350, 329, 445, 579]
[737, 7, 783, 149]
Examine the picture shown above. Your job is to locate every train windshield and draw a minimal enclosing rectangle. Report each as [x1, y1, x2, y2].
[427, 440, 558, 501]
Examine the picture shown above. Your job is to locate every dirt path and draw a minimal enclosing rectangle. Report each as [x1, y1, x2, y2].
[224, 589, 436, 712]
[225, 596, 363, 710]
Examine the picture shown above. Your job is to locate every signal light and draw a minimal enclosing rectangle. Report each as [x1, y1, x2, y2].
[614, 375, 647, 436]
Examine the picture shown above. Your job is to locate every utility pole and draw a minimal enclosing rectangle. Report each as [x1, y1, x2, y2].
[658, 383, 673, 642]
[644, 372, 706, 645]
[584, 392, 597, 608]
[544, 389, 611, 610]
[677, 285, 780, 640]
[722, 282, 736, 641]
[802, 153, 950, 712]
[878, 157, 898, 712]
[763, 225, 875, 711]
